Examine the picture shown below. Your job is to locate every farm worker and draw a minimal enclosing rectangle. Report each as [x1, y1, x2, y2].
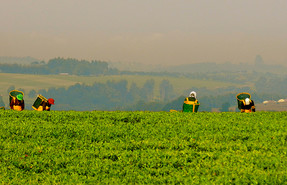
[240, 98, 255, 113]
[37, 98, 55, 111]
[182, 91, 200, 112]
[10, 94, 25, 111]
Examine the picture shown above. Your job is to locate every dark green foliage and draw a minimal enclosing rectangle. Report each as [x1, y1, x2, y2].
[0, 111, 286, 184]
[220, 102, 230, 112]
[38, 80, 158, 111]
[141, 79, 155, 102]
[0, 58, 114, 76]
[162, 95, 185, 111]
[160, 79, 175, 101]
[18, 88, 25, 94]
[34, 80, 284, 111]
[7, 85, 15, 94]
[0, 96, 5, 107]
[47, 58, 109, 75]
[28, 89, 37, 98]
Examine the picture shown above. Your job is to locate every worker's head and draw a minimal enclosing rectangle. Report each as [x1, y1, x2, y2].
[48, 98, 55, 105]
[245, 98, 250, 105]
[16, 94, 23, 101]
[189, 91, 196, 98]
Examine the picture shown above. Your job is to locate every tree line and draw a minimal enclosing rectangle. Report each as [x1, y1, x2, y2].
[1, 57, 287, 111]
[1, 78, 284, 112]
[0, 58, 113, 76]
[22, 79, 176, 111]
[2, 79, 280, 112]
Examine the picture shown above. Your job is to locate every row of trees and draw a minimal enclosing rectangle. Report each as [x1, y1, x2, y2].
[2, 80, 283, 112]
[0, 58, 113, 76]
[24, 79, 176, 111]
[255, 76, 287, 96]
[0, 96, 4, 107]
[0, 57, 185, 77]
[1, 56, 286, 111]
[3, 79, 278, 112]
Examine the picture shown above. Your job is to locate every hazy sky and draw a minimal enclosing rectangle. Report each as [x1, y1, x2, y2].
[1, 0, 287, 66]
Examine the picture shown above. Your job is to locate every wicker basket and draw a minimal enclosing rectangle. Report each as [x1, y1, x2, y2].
[183, 103, 200, 112]
[236, 92, 251, 110]
[9, 90, 24, 103]
[32, 95, 48, 110]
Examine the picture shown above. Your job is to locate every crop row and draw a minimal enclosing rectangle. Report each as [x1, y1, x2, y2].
[0, 110, 286, 184]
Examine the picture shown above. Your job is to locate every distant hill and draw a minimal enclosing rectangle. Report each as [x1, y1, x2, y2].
[107, 61, 164, 72]
[0, 56, 41, 64]
[256, 100, 287, 111]
[108, 56, 287, 74]
[109, 61, 287, 74]
[164, 62, 287, 74]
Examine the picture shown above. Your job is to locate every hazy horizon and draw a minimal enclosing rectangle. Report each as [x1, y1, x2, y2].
[1, 0, 287, 66]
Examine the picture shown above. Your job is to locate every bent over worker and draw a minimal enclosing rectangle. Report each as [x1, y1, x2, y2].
[10, 94, 25, 111]
[37, 98, 55, 111]
[182, 91, 200, 112]
[240, 98, 255, 113]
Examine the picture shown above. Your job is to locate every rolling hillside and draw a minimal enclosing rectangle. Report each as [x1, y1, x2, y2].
[0, 73, 241, 108]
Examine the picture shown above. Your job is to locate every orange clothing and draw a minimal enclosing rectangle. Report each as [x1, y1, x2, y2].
[37, 101, 52, 111]
[10, 97, 25, 111]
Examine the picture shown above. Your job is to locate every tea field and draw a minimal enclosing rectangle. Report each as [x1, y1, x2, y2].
[0, 111, 286, 184]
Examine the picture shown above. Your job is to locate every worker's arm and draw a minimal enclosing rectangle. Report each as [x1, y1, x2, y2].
[21, 100, 25, 110]
[10, 98, 14, 109]
[46, 106, 51, 111]
[251, 105, 255, 112]
[182, 98, 188, 110]
[251, 100, 255, 112]
[42, 101, 47, 111]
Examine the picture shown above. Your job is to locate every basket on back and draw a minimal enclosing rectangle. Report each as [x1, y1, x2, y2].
[9, 90, 24, 103]
[236, 92, 251, 110]
[183, 101, 200, 112]
[32, 95, 48, 110]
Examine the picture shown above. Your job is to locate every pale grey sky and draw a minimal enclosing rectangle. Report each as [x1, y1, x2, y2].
[1, 0, 287, 66]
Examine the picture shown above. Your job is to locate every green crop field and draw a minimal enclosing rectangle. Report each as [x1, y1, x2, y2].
[0, 111, 286, 184]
